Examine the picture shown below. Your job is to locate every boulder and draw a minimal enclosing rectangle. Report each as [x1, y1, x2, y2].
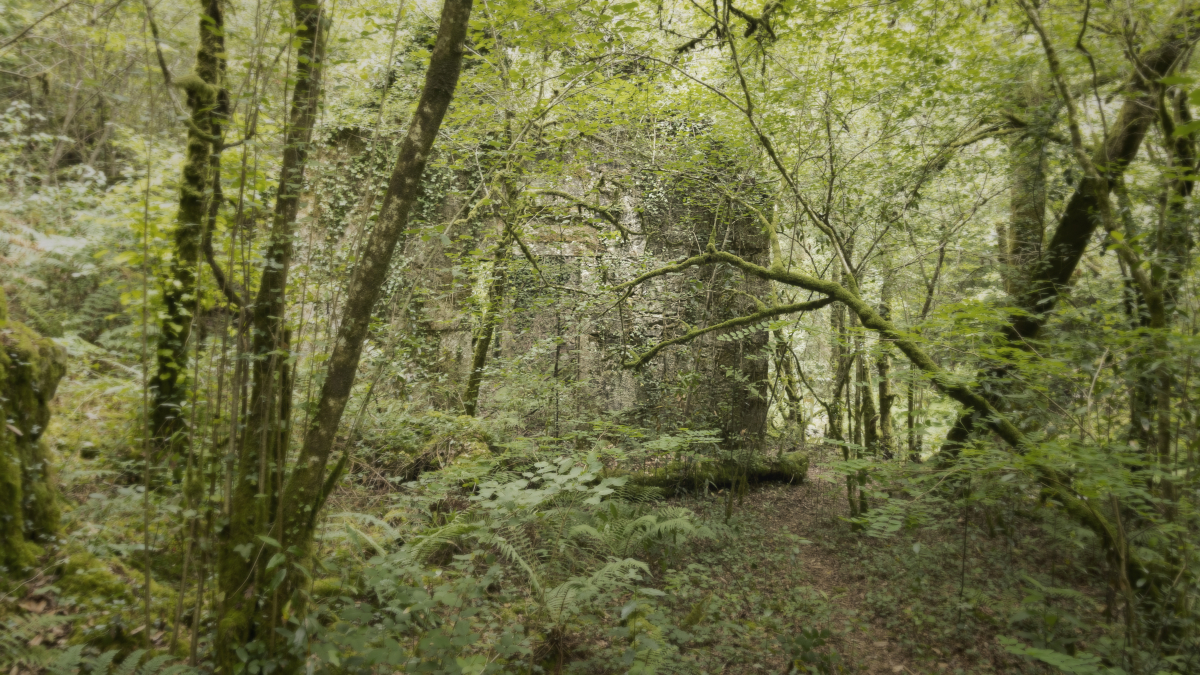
[1, 288, 67, 573]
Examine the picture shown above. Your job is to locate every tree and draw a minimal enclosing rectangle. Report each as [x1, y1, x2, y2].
[214, 0, 475, 668]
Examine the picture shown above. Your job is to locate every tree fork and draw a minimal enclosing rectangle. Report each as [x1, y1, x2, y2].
[262, 0, 475, 663]
[215, 0, 329, 667]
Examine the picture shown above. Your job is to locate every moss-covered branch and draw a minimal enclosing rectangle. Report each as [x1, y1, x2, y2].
[615, 244, 1025, 449]
[623, 297, 832, 368]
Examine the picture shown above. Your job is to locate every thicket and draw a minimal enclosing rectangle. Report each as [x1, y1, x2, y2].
[0, 0, 1197, 673]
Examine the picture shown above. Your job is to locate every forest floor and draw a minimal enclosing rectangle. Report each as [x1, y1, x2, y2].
[707, 477, 923, 675]
[655, 459, 1111, 675]
[3, 355, 1109, 674]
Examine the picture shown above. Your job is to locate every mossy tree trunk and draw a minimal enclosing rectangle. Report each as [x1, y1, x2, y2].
[151, 0, 225, 456]
[215, 0, 329, 664]
[215, 0, 474, 669]
[1000, 85, 1051, 297]
[462, 226, 513, 417]
[874, 292, 895, 460]
[876, 329, 895, 461]
[0, 289, 67, 574]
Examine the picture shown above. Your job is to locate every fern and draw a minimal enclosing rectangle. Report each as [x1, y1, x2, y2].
[477, 523, 545, 597]
[88, 649, 119, 675]
[0, 613, 69, 671]
[571, 502, 712, 558]
[611, 483, 664, 504]
[136, 654, 174, 675]
[112, 649, 147, 675]
[46, 645, 85, 675]
[50, 648, 194, 675]
[402, 510, 479, 564]
[542, 558, 648, 625]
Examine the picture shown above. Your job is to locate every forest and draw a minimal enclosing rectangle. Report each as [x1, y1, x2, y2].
[0, 0, 1198, 672]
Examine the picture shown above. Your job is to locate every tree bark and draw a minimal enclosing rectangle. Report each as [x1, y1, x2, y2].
[1003, 87, 1051, 296]
[462, 227, 513, 416]
[876, 305, 895, 461]
[245, 0, 474, 664]
[151, 0, 224, 453]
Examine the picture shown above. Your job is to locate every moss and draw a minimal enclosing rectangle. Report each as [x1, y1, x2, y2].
[310, 577, 345, 598]
[615, 451, 808, 492]
[54, 546, 181, 651]
[54, 547, 135, 607]
[0, 288, 67, 575]
[774, 451, 809, 483]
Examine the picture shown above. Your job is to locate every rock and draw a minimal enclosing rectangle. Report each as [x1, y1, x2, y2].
[1, 288, 68, 573]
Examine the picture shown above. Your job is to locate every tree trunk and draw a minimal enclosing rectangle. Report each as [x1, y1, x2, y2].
[773, 327, 801, 423]
[1003, 90, 1050, 296]
[462, 226, 513, 416]
[877, 305, 894, 461]
[941, 13, 1196, 453]
[715, 209, 770, 453]
[151, 0, 224, 454]
[227, 0, 472, 667]
[215, 0, 329, 663]
[859, 351, 878, 456]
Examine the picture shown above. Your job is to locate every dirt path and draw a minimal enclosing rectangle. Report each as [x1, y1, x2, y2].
[711, 476, 926, 674]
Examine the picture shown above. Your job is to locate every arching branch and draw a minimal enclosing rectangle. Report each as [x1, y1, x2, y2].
[614, 244, 1026, 450]
[624, 297, 833, 368]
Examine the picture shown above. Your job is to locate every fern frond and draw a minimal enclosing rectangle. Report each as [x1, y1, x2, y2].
[479, 525, 544, 597]
[0, 614, 69, 671]
[568, 524, 603, 542]
[112, 649, 146, 675]
[543, 578, 589, 623]
[137, 655, 173, 675]
[612, 483, 664, 504]
[46, 645, 85, 675]
[588, 558, 648, 589]
[403, 511, 479, 564]
[88, 650, 119, 675]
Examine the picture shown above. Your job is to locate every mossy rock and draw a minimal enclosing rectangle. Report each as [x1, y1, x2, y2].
[1, 288, 67, 574]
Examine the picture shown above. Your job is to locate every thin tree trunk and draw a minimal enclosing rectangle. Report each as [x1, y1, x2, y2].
[463, 227, 514, 416]
[215, 0, 330, 665]
[877, 303, 894, 461]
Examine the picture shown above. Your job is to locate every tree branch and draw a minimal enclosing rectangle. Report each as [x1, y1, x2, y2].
[0, 0, 76, 53]
[615, 244, 1027, 449]
[624, 297, 833, 368]
[533, 189, 640, 239]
